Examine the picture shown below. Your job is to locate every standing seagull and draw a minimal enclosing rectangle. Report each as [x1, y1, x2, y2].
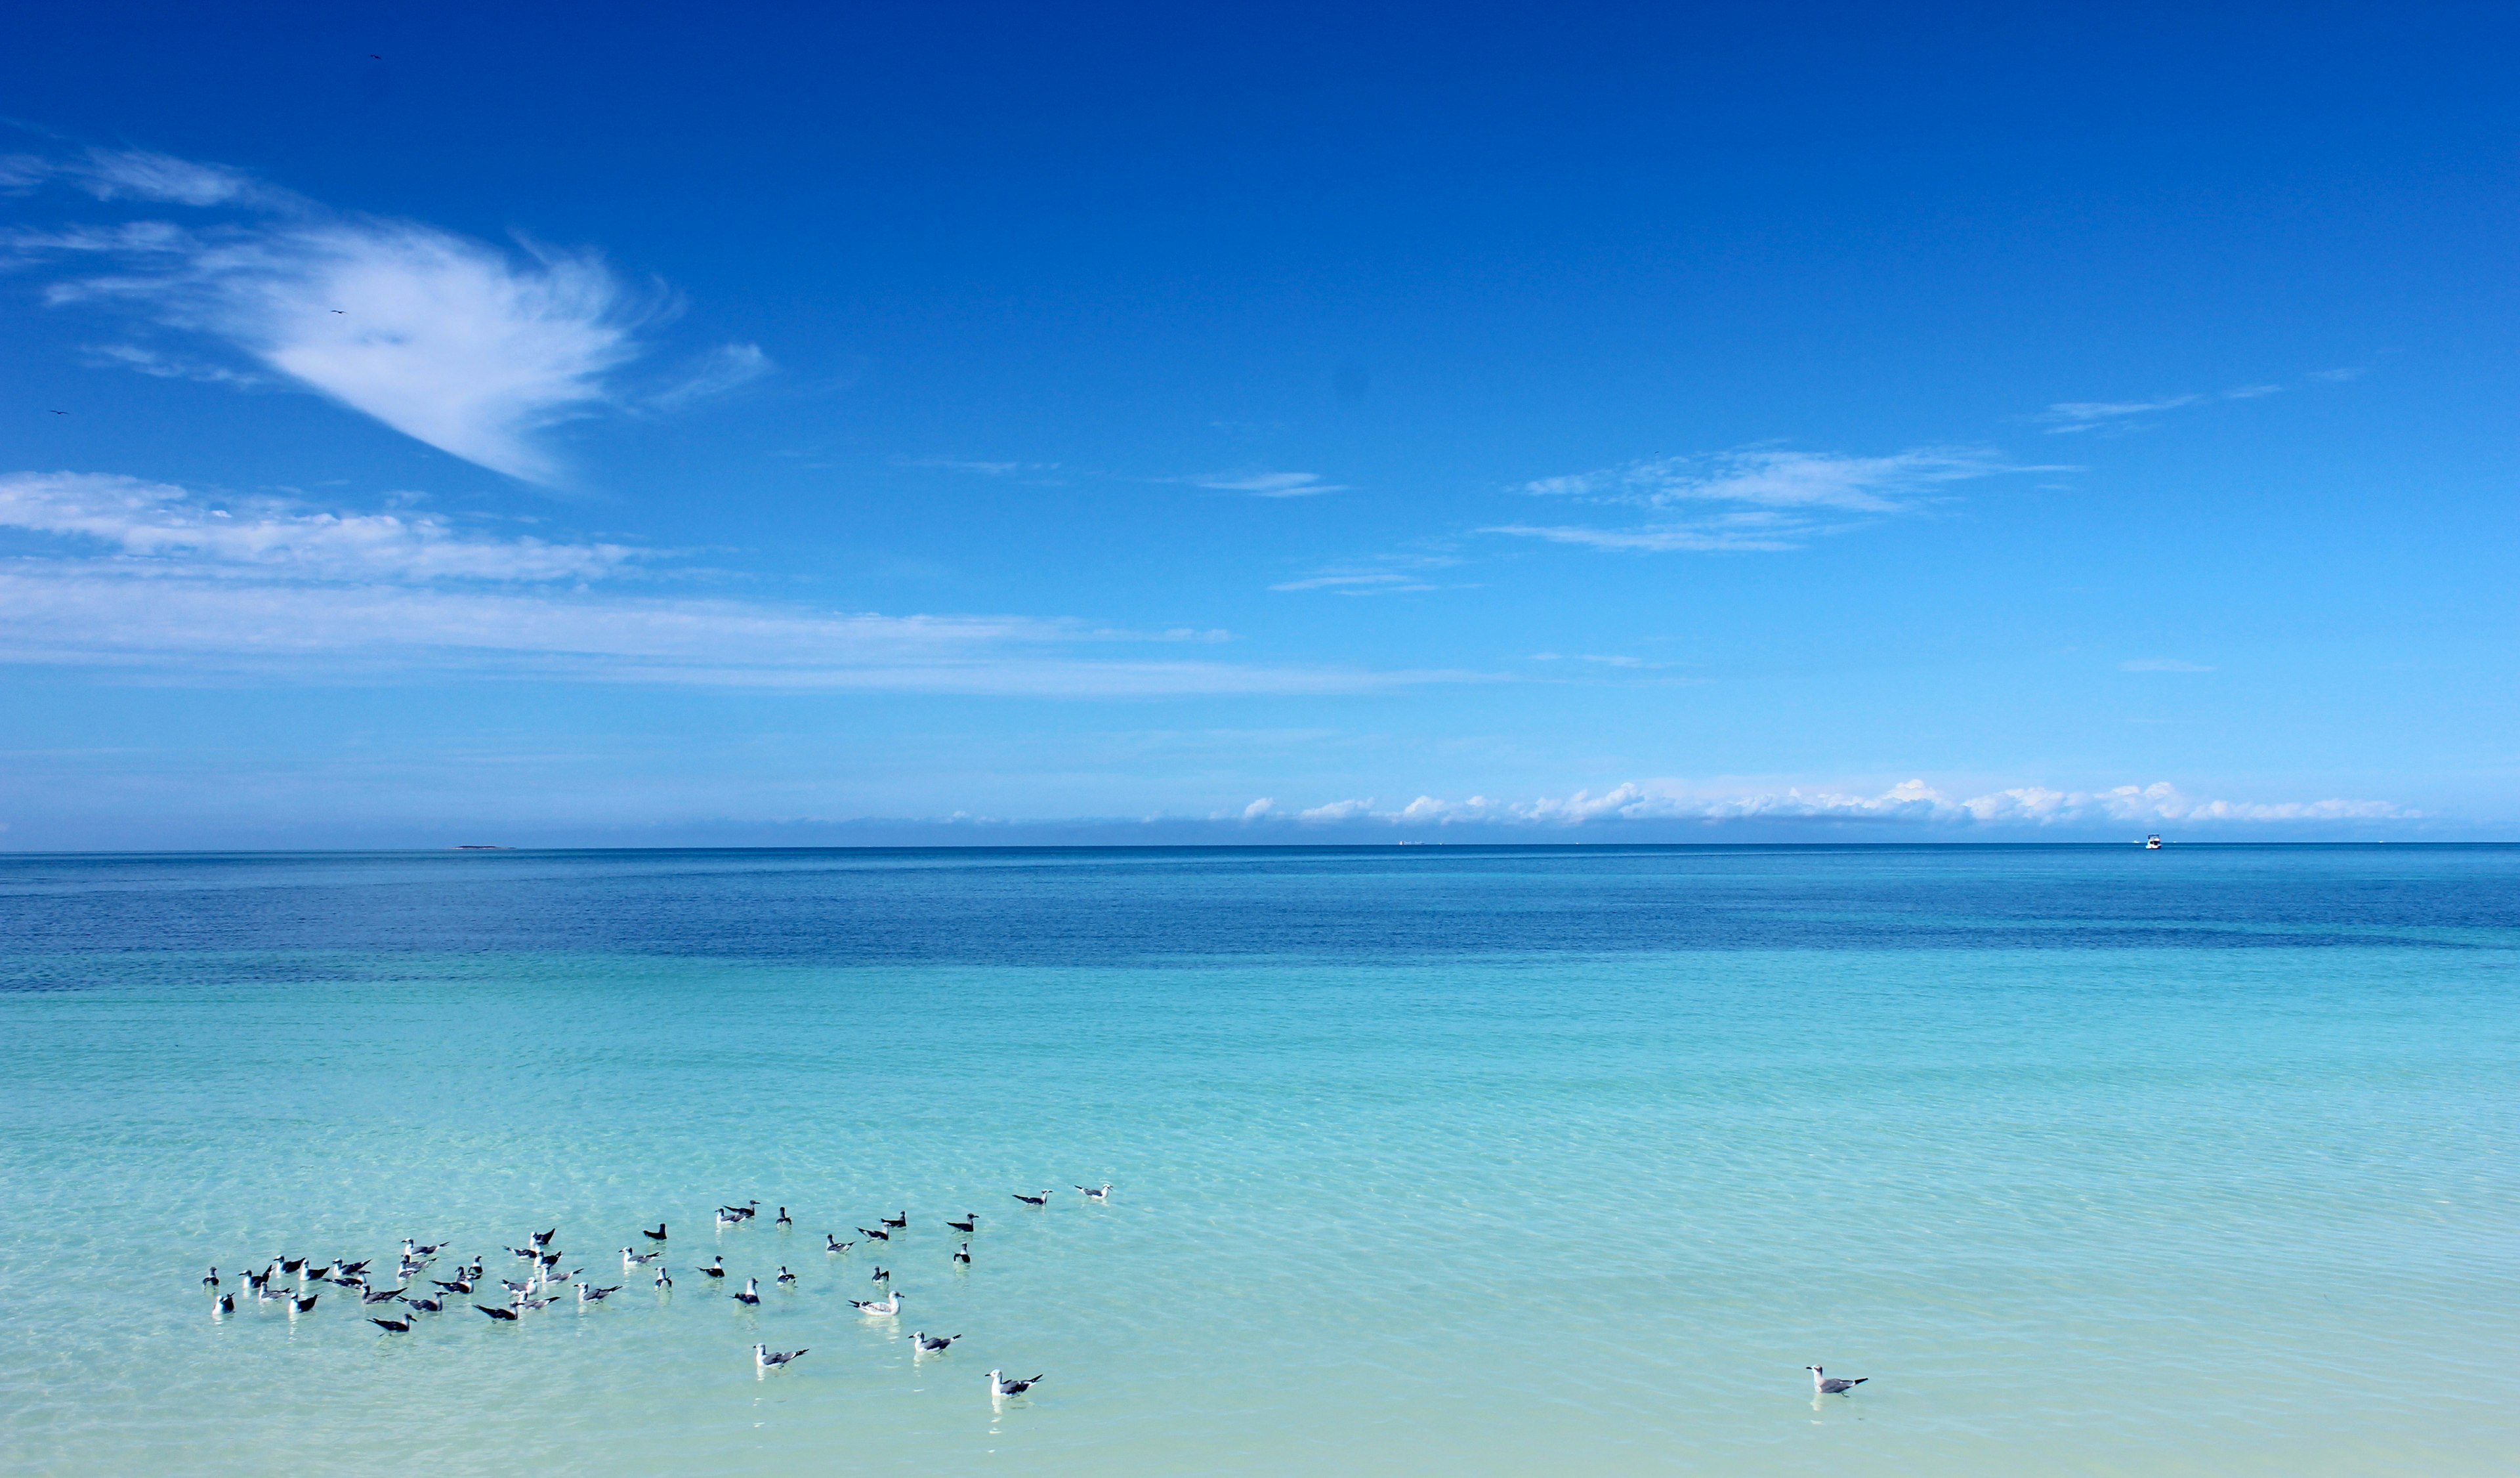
[989, 1370, 1042, 1397]
[1075, 1183, 1113, 1201]
[1808, 1366, 1868, 1395]
[755, 1343, 808, 1370]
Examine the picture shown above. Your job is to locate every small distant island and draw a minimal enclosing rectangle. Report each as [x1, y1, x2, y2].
[450, 845, 515, 851]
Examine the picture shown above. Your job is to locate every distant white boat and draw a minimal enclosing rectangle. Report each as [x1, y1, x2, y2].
[2144, 834, 2163, 850]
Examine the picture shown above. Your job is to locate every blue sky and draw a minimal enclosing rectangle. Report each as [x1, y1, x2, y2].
[2, 2, 2513, 846]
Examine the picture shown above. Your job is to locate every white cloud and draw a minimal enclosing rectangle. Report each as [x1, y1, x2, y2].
[1492, 447, 2030, 553]
[1241, 797, 1276, 820]
[2120, 658, 2214, 673]
[1297, 797, 1375, 822]
[7, 147, 655, 484]
[2038, 394, 2206, 432]
[646, 341, 772, 409]
[1269, 778, 2410, 828]
[0, 473, 634, 581]
[1194, 471, 1346, 497]
[0, 470, 1474, 696]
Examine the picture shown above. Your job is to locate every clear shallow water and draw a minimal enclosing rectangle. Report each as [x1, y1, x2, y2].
[1, 845, 2514, 1475]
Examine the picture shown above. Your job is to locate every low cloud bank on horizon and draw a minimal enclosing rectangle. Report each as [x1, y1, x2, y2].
[1230, 778, 2410, 830]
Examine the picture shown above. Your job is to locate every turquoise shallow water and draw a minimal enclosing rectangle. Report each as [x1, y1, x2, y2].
[1, 845, 2515, 1475]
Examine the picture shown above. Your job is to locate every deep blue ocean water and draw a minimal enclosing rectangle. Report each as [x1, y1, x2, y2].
[2, 845, 2514, 1474]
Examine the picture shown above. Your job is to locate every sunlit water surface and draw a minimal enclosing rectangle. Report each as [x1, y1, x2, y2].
[1, 845, 2513, 1475]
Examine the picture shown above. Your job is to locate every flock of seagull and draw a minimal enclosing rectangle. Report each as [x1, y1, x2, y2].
[202, 1178, 1870, 1405]
[200, 1183, 1125, 1401]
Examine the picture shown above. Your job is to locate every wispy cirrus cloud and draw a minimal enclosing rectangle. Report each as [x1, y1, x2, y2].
[3, 146, 668, 484]
[0, 471, 1471, 696]
[1490, 446, 2032, 553]
[1192, 470, 1346, 497]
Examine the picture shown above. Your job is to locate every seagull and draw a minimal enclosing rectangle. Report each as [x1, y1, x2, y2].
[946, 1214, 976, 1235]
[775, 1267, 797, 1285]
[408, 1296, 444, 1314]
[48, 408, 68, 415]
[371, 1312, 413, 1333]
[476, 1303, 519, 1320]
[623, 1247, 660, 1268]
[578, 1283, 620, 1303]
[202, 1267, 220, 1288]
[775, 1207, 793, 1227]
[215, 1294, 235, 1315]
[858, 1226, 891, 1242]
[1013, 1191, 1050, 1206]
[507, 1246, 539, 1261]
[361, 1286, 406, 1305]
[697, 1257, 726, 1278]
[825, 1235, 854, 1254]
[280, 1257, 306, 1275]
[989, 1370, 1041, 1397]
[514, 1295, 553, 1312]
[849, 1290, 901, 1317]
[1076, 1183, 1112, 1200]
[403, 1239, 442, 1257]
[871, 1266, 891, 1283]
[537, 1252, 564, 1271]
[716, 1208, 742, 1228]
[433, 1278, 473, 1294]
[755, 1343, 807, 1370]
[654, 1267, 673, 1290]
[532, 1228, 556, 1248]
[1809, 1366, 1868, 1396]
[953, 1242, 971, 1265]
[644, 1223, 668, 1241]
[255, 1282, 286, 1304]
[733, 1278, 762, 1306]
[290, 1293, 319, 1314]
[341, 1259, 372, 1275]
[909, 1330, 958, 1353]
[502, 1279, 536, 1296]
[881, 1212, 907, 1229]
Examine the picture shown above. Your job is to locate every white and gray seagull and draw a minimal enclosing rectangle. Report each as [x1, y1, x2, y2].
[755, 1343, 807, 1370]
[1808, 1366, 1868, 1395]
[850, 1290, 902, 1317]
